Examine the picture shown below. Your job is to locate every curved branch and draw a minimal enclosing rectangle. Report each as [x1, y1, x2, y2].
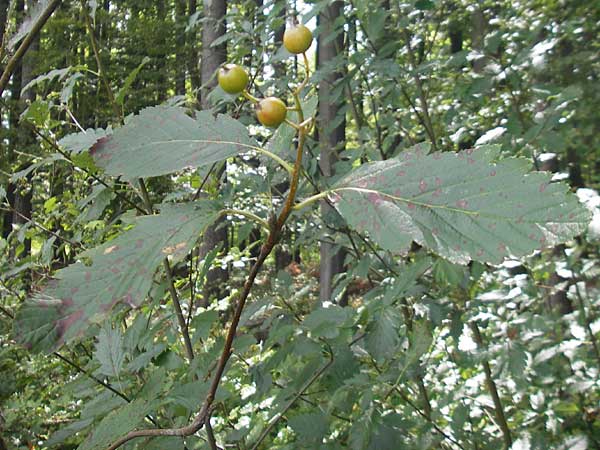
[105, 52, 313, 450]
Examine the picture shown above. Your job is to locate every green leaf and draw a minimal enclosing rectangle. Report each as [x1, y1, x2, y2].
[289, 411, 328, 444]
[13, 201, 221, 353]
[89, 106, 256, 180]
[115, 57, 150, 106]
[330, 144, 590, 263]
[409, 320, 433, 361]
[45, 417, 94, 447]
[303, 305, 353, 339]
[94, 324, 125, 378]
[365, 306, 401, 364]
[77, 370, 165, 450]
[59, 127, 110, 154]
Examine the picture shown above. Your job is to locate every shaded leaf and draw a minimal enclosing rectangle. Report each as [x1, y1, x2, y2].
[95, 325, 125, 378]
[365, 306, 401, 364]
[13, 201, 221, 353]
[45, 417, 94, 447]
[77, 370, 165, 450]
[289, 411, 328, 444]
[115, 57, 150, 106]
[89, 106, 256, 180]
[330, 144, 590, 263]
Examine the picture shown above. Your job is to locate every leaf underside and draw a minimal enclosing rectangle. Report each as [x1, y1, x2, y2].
[13, 201, 221, 353]
[86, 106, 255, 180]
[331, 144, 590, 264]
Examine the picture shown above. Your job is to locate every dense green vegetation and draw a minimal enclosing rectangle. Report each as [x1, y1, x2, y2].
[1, 1, 599, 449]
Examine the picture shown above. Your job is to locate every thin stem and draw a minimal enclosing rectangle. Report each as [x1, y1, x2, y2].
[138, 179, 195, 363]
[205, 415, 220, 450]
[470, 322, 512, 449]
[27, 122, 148, 215]
[403, 30, 438, 151]
[242, 90, 260, 104]
[0, 205, 83, 249]
[574, 281, 600, 367]
[0, 304, 158, 426]
[250, 352, 334, 450]
[220, 209, 269, 231]
[252, 147, 294, 174]
[106, 53, 313, 450]
[293, 191, 329, 211]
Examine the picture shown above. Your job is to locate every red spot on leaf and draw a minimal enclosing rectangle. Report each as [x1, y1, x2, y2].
[468, 157, 475, 165]
[433, 188, 442, 197]
[85, 272, 92, 282]
[135, 239, 144, 248]
[57, 309, 84, 337]
[407, 203, 416, 210]
[397, 170, 406, 177]
[368, 192, 383, 205]
[498, 243, 507, 253]
[490, 170, 496, 177]
[456, 199, 468, 209]
[419, 179, 428, 193]
[539, 183, 547, 193]
[435, 177, 442, 186]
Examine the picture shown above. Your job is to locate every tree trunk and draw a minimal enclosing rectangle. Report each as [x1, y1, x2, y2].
[199, 0, 226, 108]
[187, 0, 201, 98]
[198, 0, 228, 304]
[471, 6, 487, 73]
[317, 1, 346, 304]
[175, 0, 187, 95]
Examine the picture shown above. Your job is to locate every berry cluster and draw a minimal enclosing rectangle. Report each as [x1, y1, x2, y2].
[217, 22, 313, 128]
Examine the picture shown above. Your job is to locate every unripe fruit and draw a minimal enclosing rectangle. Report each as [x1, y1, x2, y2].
[283, 23, 313, 54]
[217, 64, 249, 94]
[256, 97, 287, 127]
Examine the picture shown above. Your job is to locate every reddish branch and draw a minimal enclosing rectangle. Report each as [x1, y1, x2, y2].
[106, 64, 310, 450]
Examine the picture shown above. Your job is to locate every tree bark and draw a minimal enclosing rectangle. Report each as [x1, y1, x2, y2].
[471, 6, 487, 73]
[187, 0, 201, 97]
[175, 0, 187, 95]
[198, 0, 228, 304]
[318, 1, 346, 304]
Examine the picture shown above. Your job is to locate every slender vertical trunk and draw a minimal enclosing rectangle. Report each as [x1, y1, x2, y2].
[8, 0, 38, 289]
[0, 0, 10, 238]
[318, 1, 346, 304]
[471, 6, 487, 73]
[198, 0, 228, 304]
[199, 0, 226, 108]
[188, 0, 201, 98]
[175, 0, 187, 95]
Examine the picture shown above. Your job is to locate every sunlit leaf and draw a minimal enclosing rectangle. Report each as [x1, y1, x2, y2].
[330, 144, 590, 263]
